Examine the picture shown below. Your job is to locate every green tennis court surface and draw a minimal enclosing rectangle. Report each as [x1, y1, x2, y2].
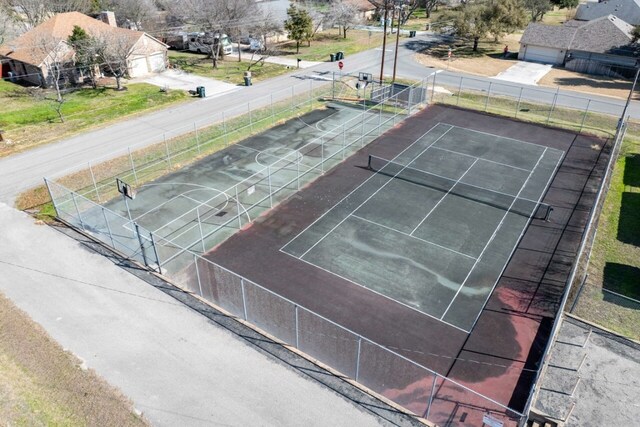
[282, 123, 564, 331]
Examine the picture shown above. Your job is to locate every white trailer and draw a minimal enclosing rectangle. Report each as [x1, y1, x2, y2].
[187, 32, 233, 55]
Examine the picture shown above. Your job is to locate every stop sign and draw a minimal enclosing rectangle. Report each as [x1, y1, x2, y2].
[338, 61, 344, 70]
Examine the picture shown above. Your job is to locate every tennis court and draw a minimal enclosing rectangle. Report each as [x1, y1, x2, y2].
[281, 124, 564, 331]
[205, 104, 610, 417]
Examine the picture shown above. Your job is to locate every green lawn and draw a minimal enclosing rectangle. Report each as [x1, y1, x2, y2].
[573, 133, 640, 340]
[0, 80, 189, 156]
[168, 51, 291, 84]
[273, 28, 384, 61]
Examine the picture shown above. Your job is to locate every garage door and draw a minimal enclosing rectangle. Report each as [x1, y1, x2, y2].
[148, 53, 166, 72]
[128, 56, 149, 77]
[523, 46, 561, 64]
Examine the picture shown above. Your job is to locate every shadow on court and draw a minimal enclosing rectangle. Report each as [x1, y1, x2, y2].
[203, 104, 610, 420]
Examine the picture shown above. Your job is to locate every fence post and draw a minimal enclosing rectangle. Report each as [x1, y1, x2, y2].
[196, 206, 206, 253]
[342, 124, 347, 159]
[71, 192, 84, 229]
[248, 102, 253, 134]
[134, 223, 149, 267]
[407, 87, 413, 115]
[378, 104, 383, 135]
[515, 87, 524, 118]
[236, 186, 242, 228]
[484, 81, 492, 112]
[355, 337, 362, 381]
[580, 100, 591, 133]
[128, 147, 138, 184]
[296, 153, 300, 190]
[164, 133, 172, 169]
[332, 71, 336, 99]
[268, 165, 273, 207]
[295, 305, 300, 349]
[148, 232, 161, 272]
[430, 71, 437, 103]
[309, 79, 313, 111]
[101, 207, 115, 248]
[223, 111, 228, 146]
[456, 76, 463, 106]
[361, 98, 366, 147]
[425, 375, 438, 420]
[547, 87, 560, 125]
[195, 122, 201, 153]
[271, 93, 275, 125]
[321, 135, 325, 173]
[88, 162, 100, 202]
[291, 86, 295, 111]
[241, 278, 248, 320]
[194, 254, 204, 297]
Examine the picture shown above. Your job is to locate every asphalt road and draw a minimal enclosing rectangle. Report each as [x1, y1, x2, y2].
[0, 33, 636, 203]
[0, 203, 397, 426]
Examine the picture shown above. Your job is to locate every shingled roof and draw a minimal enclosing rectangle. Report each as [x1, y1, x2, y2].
[0, 11, 145, 66]
[575, 0, 640, 25]
[520, 15, 635, 54]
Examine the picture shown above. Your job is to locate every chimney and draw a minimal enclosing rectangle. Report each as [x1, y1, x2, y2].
[99, 11, 117, 27]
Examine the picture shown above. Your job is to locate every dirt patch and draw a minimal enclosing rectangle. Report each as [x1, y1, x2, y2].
[0, 291, 148, 426]
[538, 68, 632, 100]
[415, 52, 517, 77]
[414, 33, 522, 77]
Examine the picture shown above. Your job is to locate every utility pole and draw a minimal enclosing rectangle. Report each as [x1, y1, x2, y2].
[619, 65, 640, 131]
[392, 3, 402, 82]
[379, 4, 389, 82]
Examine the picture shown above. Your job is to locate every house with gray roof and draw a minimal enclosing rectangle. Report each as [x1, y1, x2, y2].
[575, 0, 640, 25]
[518, 15, 637, 77]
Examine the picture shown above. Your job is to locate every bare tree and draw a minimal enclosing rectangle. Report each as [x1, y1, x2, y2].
[95, 30, 134, 90]
[3, 0, 92, 30]
[331, 1, 361, 39]
[299, 1, 333, 38]
[98, 0, 158, 30]
[32, 32, 74, 121]
[247, 8, 282, 52]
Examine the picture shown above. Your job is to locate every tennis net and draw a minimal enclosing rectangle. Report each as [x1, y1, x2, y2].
[367, 155, 552, 220]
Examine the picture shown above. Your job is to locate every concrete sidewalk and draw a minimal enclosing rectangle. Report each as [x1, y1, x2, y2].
[0, 203, 406, 426]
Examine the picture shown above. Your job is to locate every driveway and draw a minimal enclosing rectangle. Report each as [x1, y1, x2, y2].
[493, 61, 552, 85]
[134, 69, 239, 98]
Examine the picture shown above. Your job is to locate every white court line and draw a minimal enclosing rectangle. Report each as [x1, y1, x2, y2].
[298, 127, 454, 259]
[410, 158, 479, 236]
[429, 145, 532, 173]
[440, 147, 549, 321]
[281, 123, 451, 253]
[181, 194, 228, 213]
[465, 150, 565, 331]
[375, 157, 542, 206]
[351, 214, 476, 260]
[447, 124, 560, 151]
[277, 247, 469, 334]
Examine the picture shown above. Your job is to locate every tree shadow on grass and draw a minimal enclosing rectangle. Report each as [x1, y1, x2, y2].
[603, 263, 640, 305]
[549, 77, 632, 92]
[624, 154, 640, 187]
[617, 192, 640, 246]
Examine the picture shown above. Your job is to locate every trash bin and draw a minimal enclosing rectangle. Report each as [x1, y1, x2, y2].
[196, 86, 205, 98]
[329, 53, 335, 62]
[336, 51, 344, 60]
[243, 71, 252, 86]
[409, 30, 416, 38]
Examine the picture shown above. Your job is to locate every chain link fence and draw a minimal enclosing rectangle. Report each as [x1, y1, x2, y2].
[44, 72, 636, 426]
